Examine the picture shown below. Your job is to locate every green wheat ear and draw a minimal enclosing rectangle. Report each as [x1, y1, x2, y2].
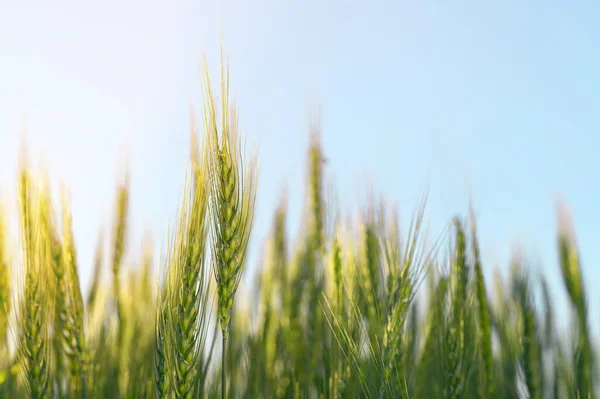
[159, 119, 212, 399]
[60, 190, 87, 398]
[111, 173, 129, 332]
[17, 163, 52, 399]
[109, 170, 130, 398]
[204, 57, 257, 336]
[307, 127, 324, 254]
[35, 178, 67, 397]
[512, 265, 541, 399]
[0, 203, 10, 354]
[203, 54, 257, 399]
[154, 302, 169, 399]
[557, 203, 593, 399]
[469, 209, 493, 397]
[86, 231, 103, 309]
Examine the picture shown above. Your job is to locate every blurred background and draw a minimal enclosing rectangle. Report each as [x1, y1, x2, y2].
[1, 1, 600, 331]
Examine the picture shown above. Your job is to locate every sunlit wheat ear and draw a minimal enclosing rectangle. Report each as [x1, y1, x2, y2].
[203, 55, 257, 399]
[556, 203, 593, 399]
[557, 203, 585, 314]
[469, 209, 493, 397]
[329, 234, 343, 310]
[513, 268, 541, 399]
[109, 171, 129, 397]
[86, 231, 103, 309]
[359, 212, 381, 327]
[16, 165, 52, 399]
[111, 174, 129, 331]
[60, 190, 87, 398]
[35, 177, 68, 397]
[307, 127, 324, 254]
[204, 59, 257, 335]
[443, 217, 469, 399]
[154, 301, 169, 399]
[157, 123, 212, 399]
[271, 193, 288, 298]
[380, 201, 430, 395]
[0, 204, 10, 353]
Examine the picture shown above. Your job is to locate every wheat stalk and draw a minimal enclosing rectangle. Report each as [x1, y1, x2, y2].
[109, 173, 129, 398]
[60, 191, 87, 398]
[16, 164, 52, 399]
[157, 119, 212, 399]
[203, 55, 257, 399]
[557, 203, 593, 399]
[469, 210, 493, 397]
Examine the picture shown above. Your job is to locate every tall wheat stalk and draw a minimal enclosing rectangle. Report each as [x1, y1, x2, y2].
[157, 121, 212, 399]
[203, 56, 257, 399]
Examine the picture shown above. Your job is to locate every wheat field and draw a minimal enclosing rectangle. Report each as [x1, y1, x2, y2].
[0, 60, 596, 399]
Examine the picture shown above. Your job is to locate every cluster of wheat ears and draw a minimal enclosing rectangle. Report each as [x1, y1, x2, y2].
[0, 59, 596, 399]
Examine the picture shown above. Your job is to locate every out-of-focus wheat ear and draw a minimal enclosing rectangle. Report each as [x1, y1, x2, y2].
[514, 271, 541, 399]
[380, 202, 430, 397]
[330, 234, 343, 311]
[557, 203, 586, 317]
[60, 190, 87, 398]
[540, 277, 554, 348]
[18, 150, 33, 253]
[556, 202, 593, 399]
[273, 193, 288, 309]
[0, 202, 10, 354]
[17, 165, 52, 399]
[36, 178, 67, 397]
[303, 130, 329, 387]
[342, 228, 358, 313]
[308, 126, 324, 254]
[111, 172, 129, 333]
[469, 209, 493, 397]
[443, 217, 468, 399]
[86, 231, 103, 309]
[416, 273, 447, 398]
[359, 213, 381, 329]
[452, 217, 468, 305]
[140, 233, 153, 306]
[109, 171, 129, 398]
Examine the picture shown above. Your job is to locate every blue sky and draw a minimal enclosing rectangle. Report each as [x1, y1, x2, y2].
[1, 1, 600, 331]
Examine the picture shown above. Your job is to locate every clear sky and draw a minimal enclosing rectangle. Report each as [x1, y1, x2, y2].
[1, 1, 600, 331]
